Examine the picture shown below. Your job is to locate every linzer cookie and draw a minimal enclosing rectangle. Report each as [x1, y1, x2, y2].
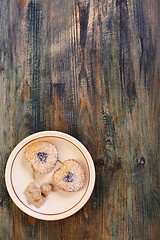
[25, 141, 58, 174]
[52, 159, 85, 192]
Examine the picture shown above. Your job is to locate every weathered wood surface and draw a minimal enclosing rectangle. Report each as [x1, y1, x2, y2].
[0, 0, 160, 239]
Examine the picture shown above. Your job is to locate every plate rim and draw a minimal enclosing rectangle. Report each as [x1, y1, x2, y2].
[5, 131, 95, 220]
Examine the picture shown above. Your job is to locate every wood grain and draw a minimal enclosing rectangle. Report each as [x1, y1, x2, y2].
[0, 0, 159, 239]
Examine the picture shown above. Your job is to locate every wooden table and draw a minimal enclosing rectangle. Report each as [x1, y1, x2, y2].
[0, 0, 159, 239]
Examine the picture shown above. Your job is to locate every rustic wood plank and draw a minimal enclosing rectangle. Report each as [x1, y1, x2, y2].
[0, 0, 159, 239]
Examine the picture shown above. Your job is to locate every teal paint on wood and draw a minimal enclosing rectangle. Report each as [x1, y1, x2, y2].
[0, 0, 159, 239]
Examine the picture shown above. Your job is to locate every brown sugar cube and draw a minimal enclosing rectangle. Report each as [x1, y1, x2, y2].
[24, 182, 45, 208]
[32, 197, 46, 208]
[40, 183, 52, 197]
[25, 182, 42, 200]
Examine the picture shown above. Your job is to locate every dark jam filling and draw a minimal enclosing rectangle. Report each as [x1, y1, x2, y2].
[63, 172, 74, 182]
[37, 152, 48, 164]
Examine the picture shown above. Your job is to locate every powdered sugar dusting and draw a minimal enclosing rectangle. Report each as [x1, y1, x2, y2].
[25, 141, 58, 174]
[53, 159, 86, 192]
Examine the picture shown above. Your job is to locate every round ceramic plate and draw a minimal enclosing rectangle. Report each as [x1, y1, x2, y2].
[5, 131, 95, 220]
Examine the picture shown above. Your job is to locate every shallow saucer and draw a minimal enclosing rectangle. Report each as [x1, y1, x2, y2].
[5, 131, 95, 220]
